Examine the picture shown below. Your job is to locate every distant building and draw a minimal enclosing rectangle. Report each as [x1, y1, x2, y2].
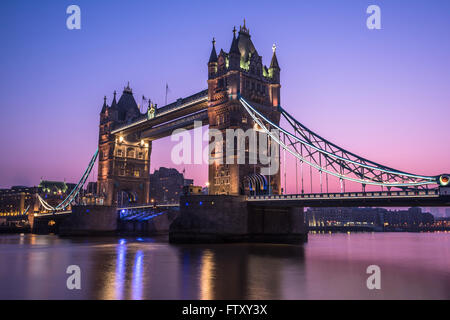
[149, 167, 193, 203]
[430, 207, 440, 217]
[0, 180, 79, 219]
[39, 180, 76, 195]
[86, 182, 97, 195]
[307, 207, 385, 228]
[0, 186, 38, 220]
[182, 185, 203, 196]
[383, 207, 434, 227]
[306, 207, 434, 231]
[38, 180, 76, 209]
[432, 217, 450, 230]
[445, 208, 450, 217]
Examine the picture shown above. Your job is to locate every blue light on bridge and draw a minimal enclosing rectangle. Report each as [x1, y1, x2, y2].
[119, 239, 126, 245]
[199, 201, 203, 206]
[185, 202, 189, 206]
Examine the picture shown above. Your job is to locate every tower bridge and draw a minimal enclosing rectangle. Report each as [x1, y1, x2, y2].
[30, 22, 450, 242]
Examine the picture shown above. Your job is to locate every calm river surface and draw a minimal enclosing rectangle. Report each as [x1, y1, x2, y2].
[0, 232, 448, 299]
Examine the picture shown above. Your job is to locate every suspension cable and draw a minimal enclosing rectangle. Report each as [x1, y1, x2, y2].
[38, 149, 98, 211]
[239, 97, 436, 188]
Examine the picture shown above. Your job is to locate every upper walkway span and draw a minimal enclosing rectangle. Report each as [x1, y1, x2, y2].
[111, 89, 208, 138]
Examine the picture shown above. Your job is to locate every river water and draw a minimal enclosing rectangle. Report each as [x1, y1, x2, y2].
[0, 232, 448, 300]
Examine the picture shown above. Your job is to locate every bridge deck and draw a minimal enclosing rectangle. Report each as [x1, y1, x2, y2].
[248, 190, 450, 207]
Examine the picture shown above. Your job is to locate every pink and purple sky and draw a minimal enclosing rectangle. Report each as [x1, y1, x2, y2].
[0, 0, 449, 194]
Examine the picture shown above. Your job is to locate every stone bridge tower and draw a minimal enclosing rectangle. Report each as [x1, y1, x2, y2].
[97, 84, 150, 206]
[207, 22, 281, 195]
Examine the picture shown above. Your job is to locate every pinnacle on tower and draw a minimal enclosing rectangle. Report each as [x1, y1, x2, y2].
[124, 81, 132, 94]
[270, 43, 280, 69]
[208, 37, 218, 63]
[230, 26, 240, 55]
[101, 95, 108, 113]
[110, 90, 118, 108]
[240, 18, 249, 35]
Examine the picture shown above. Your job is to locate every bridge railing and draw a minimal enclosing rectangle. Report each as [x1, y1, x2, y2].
[117, 202, 179, 211]
[247, 189, 440, 201]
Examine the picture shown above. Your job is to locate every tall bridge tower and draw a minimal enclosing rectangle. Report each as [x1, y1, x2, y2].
[97, 85, 150, 206]
[207, 22, 281, 195]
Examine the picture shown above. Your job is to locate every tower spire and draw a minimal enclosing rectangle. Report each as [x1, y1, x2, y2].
[240, 18, 249, 35]
[101, 95, 108, 113]
[110, 90, 117, 109]
[230, 26, 240, 55]
[208, 37, 218, 63]
[124, 82, 132, 93]
[270, 43, 280, 69]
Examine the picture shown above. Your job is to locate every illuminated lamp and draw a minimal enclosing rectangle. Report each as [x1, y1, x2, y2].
[118, 136, 124, 143]
[439, 175, 450, 187]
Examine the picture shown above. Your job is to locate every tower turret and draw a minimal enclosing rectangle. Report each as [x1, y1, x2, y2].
[268, 44, 281, 106]
[269, 44, 280, 82]
[208, 38, 218, 78]
[101, 96, 108, 114]
[228, 26, 240, 70]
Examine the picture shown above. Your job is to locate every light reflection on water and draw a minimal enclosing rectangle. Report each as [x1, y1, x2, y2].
[0, 233, 448, 300]
[132, 250, 143, 300]
[199, 250, 215, 300]
[115, 241, 127, 300]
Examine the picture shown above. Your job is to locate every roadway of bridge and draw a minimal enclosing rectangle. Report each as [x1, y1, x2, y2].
[247, 190, 450, 207]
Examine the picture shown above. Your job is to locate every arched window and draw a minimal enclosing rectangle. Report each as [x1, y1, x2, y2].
[127, 148, 135, 158]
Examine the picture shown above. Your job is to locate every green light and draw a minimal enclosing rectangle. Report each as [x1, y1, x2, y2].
[240, 58, 249, 71]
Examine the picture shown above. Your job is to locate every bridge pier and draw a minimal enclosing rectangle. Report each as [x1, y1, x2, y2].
[58, 205, 118, 236]
[247, 205, 307, 243]
[169, 195, 307, 244]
